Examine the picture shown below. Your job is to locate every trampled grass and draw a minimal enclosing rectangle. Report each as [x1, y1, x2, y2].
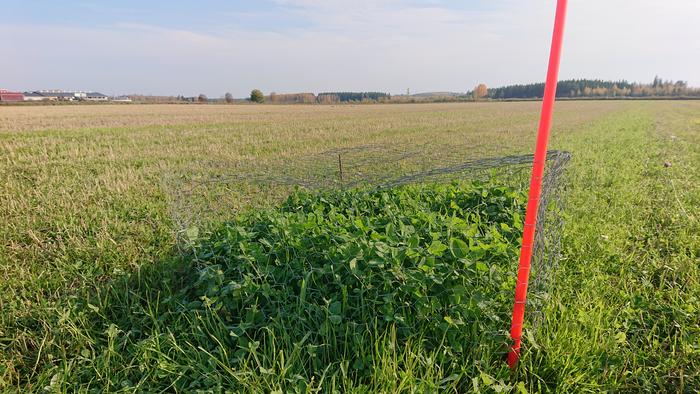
[0, 101, 698, 392]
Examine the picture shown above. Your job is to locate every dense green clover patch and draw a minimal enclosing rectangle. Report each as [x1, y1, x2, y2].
[181, 181, 526, 383]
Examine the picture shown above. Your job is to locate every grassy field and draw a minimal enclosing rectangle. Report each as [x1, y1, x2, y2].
[0, 101, 698, 392]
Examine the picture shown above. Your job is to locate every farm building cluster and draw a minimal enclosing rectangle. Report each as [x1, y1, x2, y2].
[0, 89, 131, 102]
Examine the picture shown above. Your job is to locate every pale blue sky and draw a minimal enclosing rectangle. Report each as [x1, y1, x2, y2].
[2, 0, 698, 97]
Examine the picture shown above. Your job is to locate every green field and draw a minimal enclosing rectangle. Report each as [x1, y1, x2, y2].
[1, 101, 698, 392]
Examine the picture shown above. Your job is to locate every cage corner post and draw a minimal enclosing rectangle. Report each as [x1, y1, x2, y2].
[507, 0, 568, 369]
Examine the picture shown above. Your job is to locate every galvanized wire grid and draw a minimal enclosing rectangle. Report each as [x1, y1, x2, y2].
[163, 145, 571, 355]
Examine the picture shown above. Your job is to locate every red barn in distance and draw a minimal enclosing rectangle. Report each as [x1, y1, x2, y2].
[0, 89, 24, 102]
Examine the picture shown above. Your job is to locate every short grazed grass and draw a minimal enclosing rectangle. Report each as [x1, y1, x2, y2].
[0, 101, 698, 392]
[523, 103, 700, 393]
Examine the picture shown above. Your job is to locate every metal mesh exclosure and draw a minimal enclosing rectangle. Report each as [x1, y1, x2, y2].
[163, 146, 571, 333]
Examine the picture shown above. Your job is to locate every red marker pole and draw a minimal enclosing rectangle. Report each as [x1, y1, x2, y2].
[507, 0, 568, 368]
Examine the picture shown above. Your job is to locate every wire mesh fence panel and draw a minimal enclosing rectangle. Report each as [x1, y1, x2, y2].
[162, 144, 570, 364]
[164, 144, 564, 226]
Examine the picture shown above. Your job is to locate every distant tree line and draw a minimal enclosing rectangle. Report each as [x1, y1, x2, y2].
[181, 90, 392, 104]
[484, 77, 699, 99]
[254, 91, 392, 104]
[317, 92, 390, 103]
[127, 77, 698, 105]
[269, 92, 316, 104]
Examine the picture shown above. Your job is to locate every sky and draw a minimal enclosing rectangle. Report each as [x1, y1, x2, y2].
[2, 0, 699, 97]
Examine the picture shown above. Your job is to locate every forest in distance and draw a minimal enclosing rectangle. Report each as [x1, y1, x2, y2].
[146, 77, 700, 104]
[482, 76, 699, 99]
[8, 77, 697, 105]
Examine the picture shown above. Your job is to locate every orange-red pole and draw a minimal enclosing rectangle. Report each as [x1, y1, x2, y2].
[507, 0, 568, 368]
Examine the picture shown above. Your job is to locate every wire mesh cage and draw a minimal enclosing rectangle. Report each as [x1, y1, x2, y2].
[162, 145, 571, 362]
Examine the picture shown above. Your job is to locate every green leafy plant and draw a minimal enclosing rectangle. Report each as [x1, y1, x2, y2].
[167, 181, 527, 389]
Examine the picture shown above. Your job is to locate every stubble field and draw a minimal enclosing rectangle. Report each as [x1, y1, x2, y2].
[1, 101, 698, 392]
